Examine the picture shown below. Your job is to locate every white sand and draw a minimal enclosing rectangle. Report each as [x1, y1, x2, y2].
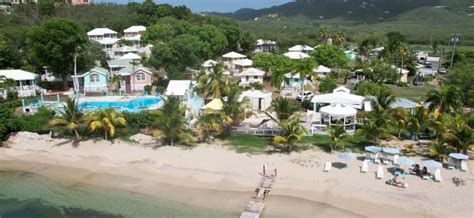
[1, 132, 473, 217]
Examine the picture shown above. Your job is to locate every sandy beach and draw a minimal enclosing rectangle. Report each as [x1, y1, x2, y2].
[0, 132, 473, 217]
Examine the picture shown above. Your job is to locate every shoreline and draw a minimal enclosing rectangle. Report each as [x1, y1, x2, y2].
[1, 132, 472, 217]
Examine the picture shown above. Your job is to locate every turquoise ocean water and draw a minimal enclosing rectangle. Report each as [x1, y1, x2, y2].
[0, 171, 235, 218]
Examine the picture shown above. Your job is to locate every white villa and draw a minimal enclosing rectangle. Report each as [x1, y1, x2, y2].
[237, 68, 265, 86]
[119, 52, 141, 60]
[233, 58, 253, 74]
[201, 59, 218, 72]
[165, 80, 194, 99]
[240, 89, 272, 111]
[288, 45, 314, 54]
[311, 86, 366, 111]
[123, 25, 146, 49]
[87, 28, 118, 41]
[0, 69, 46, 97]
[255, 39, 277, 53]
[283, 51, 310, 60]
[314, 65, 331, 77]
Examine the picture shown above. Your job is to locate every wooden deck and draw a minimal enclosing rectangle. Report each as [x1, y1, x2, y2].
[240, 167, 277, 218]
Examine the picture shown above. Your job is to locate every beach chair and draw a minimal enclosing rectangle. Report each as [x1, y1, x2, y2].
[324, 162, 332, 172]
[361, 160, 368, 173]
[381, 157, 389, 165]
[393, 155, 399, 165]
[434, 169, 443, 182]
[374, 153, 381, 164]
[460, 161, 469, 172]
[376, 166, 384, 179]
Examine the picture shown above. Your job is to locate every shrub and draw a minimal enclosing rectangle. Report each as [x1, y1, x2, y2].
[17, 107, 55, 133]
[247, 82, 263, 90]
[0, 103, 19, 142]
[144, 85, 153, 94]
[122, 111, 155, 130]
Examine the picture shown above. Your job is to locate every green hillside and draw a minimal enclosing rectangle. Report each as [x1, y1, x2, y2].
[217, 0, 474, 45]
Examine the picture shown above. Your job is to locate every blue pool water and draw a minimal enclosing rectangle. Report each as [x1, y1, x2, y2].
[78, 97, 162, 112]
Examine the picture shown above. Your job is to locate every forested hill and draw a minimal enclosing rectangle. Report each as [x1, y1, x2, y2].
[218, 0, 470, 22]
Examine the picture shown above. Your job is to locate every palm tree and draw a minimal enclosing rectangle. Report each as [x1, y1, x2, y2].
[151, 96, 192, 146]
[221, 86, 249, 127]
[429, 141, 450, 161]
[109, 75, 122, 94]
[273, 115, 307, 152]
[407, 105, 429, 140]
[326, 124, 347, 153]
[196, 64, 229, 98]
[356, 119, 390, 143]
[397, 44, 411, 83]
[425, 85, 462, 114]
[87, 108, 126, 140]
[319, 28, 331, 44]
[293, 58, 316, 93]
[334, 31, 346, 47]
[269, 97, 299, 121]
[391, 108, 408, 139]
[49, 98, 83, 140]
[444, 114, 473, 154]
[196, 111, 224, 142]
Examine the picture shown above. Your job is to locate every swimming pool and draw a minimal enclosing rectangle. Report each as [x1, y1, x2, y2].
[78, 97, 162, 112]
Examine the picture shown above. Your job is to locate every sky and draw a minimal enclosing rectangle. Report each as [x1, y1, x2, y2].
[112, 0, 292, 13]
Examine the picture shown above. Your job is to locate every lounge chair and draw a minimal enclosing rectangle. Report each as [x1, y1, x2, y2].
[461, 161, 469, 172]
[374, 153, 381, 164]
[434, 169, 442, 182]
[382, 158, 389, 165]
[324, 162, 332, 172]
[361, 160, 368, 173]
[393, 155, 399, 165]
[376, 166, 384, 179]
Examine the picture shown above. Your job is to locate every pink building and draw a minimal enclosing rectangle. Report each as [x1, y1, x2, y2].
[119, 66, 153, 93]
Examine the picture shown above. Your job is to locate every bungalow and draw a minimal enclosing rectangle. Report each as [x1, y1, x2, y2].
[96, 37, 120, 57]
[123, 25, 146, 49]
[288, 45, 314, 54]
[114, 46, 138, 58]
[283, 51, 310, 60]
[87, 28, 118, 41]
[283, 72, 309, 90]
[118, 66, 153, 93]
[165, 80, 194, 99]
[0, 69, 46, 97]
[237, 68, 265, 86]
[255, 39, 277, 53]
[233, 58, 253, 74]
[240, 89, 272, 111]
[72, 67, 108, 94]
[314, 65, 331, 77]
[108, 59, 133, 76]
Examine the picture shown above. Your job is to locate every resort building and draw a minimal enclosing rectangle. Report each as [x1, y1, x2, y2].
[314, 65, 331, 77]
[237, 68, 265, 87]
[108, 59, 134, 76]
[165, 80, 194, 99]
[201, 59, 218, 72]
[96, 37, 120, 57]
[311, 86, 366, 111]
[255, 39, 277, 53]
[0, 69, 47, 97]
[123, 25, 146, 49]
[72, 67, 109, 94]
[87, 28, 118, 41]
[283, 72, 309, 90]
[232, 59, 253, 75]
[114, 46, 138, 58]
[119, 52, 141, 61]
[283, 51, 310, 60]
[288, 45, 314, 54]
[222, 51, 246, 71]
[118, 66, 153, 93]
[240, 89, 272, 111]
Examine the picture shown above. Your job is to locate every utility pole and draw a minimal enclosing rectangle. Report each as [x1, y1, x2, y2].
[449, 34, 460, 69]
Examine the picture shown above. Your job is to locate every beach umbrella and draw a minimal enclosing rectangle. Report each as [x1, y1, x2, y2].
[397, 157, 415, 166]
[449, 153, 469, 160]
[338, 153, 356, 160]
[422, 160, 442, 169]
[365, 145, 382, 153]
[382, 147, 400, 155]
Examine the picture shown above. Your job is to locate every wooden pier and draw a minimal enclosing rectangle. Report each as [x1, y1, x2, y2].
[240, 166, 277, 218]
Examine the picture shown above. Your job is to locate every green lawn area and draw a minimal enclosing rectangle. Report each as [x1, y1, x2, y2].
[225, 134, 272, 154]
[302, 135, 372, 153]
[387, 83, 436, 102]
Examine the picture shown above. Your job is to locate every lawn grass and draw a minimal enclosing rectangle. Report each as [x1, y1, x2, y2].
[302, 134, 371, 153]
[387, 83, 436, 102]
[225, 134, 272, 154]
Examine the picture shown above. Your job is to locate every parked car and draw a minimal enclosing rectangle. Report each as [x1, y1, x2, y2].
[438, 68, 448, 74]
[296, 91, 314, 102]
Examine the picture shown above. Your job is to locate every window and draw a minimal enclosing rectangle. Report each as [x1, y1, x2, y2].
[136, 73, 145, 81]
[90, 74, 100, 83]
[254, 76, 258, 79]
[245, 76, 249, 81]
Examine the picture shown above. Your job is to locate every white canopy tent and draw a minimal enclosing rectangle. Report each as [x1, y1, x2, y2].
[311, 86, 365, 110]
[320, 103, 357, 131]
